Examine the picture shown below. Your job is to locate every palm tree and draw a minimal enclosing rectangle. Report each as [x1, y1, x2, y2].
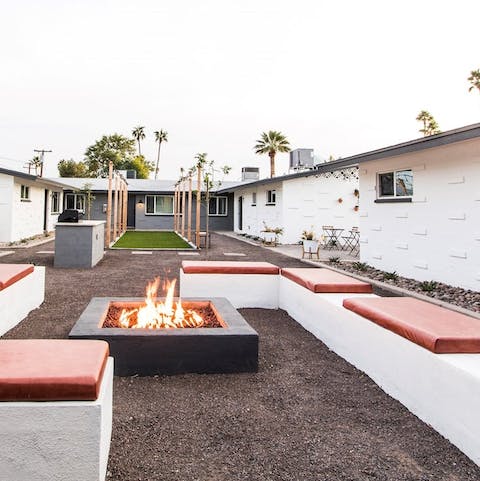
[254, 130, 290, 178]
[416, 110, 441, 137]
[468, 69, 480, 94]
[153, 129, 168, 180]
[132, 126, 145, 156]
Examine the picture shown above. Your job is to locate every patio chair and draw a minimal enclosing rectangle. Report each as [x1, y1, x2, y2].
[342, 227, 360, 254]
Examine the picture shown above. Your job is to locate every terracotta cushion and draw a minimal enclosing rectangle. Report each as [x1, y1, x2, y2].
[343, 297, 480, 353]
[0, 340, 109, 401]
[0, 264, 34, 291]
[182, 261, 279, 275]
[281, 268, 372, 293]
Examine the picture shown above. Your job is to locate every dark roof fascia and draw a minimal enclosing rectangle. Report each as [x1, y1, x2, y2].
[217, 122, 480, 193]
[0, 167, 37, 181]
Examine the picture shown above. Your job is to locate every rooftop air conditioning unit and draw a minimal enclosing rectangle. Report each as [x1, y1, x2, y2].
[289, 149, 314, 171]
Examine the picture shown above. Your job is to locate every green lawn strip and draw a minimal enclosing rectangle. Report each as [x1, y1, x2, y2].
[113, 231, 192, 249]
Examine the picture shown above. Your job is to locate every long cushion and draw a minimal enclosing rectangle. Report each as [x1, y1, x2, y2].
[0, 264, 34, 291]
[343, 297, 480, 353]
[281, 268, 372, 293]
[182, 260, 279, 275]
[0, 340, 109, 401]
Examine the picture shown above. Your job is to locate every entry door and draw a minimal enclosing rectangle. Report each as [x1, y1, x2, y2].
[238, 196, 243, 231]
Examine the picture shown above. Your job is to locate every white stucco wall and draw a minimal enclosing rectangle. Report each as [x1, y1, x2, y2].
[0, 174, 14, 242]
[11, 181, 46, 241]
[233, 169, 359, 244]
[359, 137, 480, 291]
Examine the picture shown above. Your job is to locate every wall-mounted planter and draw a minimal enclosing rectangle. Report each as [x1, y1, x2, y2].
[354, 205, 359, 212]
[337, 198, 343, 204]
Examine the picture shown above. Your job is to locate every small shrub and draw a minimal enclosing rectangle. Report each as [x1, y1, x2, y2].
[329, 256, 341, 264]
[419, 280, 438, 292]
[352, 262, 369, 272]
[383, 271, 399, 281]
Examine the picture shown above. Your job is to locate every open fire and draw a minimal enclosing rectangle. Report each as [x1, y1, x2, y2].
[102, 278, 221, 329]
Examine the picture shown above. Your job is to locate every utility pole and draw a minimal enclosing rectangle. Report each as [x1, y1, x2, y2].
[33, 149, 52, 177]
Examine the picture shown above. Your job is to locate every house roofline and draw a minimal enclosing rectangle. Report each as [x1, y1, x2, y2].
[217, 122, 480, 193]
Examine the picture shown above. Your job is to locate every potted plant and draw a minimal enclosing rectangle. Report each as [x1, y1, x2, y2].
[353, 188, 359, 198]
[301, 228, 319, 254]
[261, 222, 283, 245]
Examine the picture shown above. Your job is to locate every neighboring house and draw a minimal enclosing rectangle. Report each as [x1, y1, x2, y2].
[0, 167, 72, 243]
[51, 178, 246, 232]
[217, 166, 360, 244]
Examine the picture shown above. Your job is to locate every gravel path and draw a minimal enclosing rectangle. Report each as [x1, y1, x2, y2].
[2, 233, 480, 480]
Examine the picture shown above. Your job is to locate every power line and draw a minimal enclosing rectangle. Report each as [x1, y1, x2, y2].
[33, 149, 52, 177]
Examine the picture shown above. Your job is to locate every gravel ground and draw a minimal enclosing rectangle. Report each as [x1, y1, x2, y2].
[2, 233, 480, 480]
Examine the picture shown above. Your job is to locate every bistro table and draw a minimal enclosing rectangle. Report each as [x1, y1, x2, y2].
[322, 227, 344, 250]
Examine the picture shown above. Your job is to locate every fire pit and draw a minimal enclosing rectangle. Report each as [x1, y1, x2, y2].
[69, 278, 258, 376]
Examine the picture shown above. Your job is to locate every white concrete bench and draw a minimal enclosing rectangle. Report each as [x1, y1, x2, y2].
[0, 339, 113, 481]
[0, 264, 45, 336]
[180, 261, 280, 308]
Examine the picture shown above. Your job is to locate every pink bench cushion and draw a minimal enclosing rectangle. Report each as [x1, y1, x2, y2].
[281, 268, 372, 293]
[0, 340, 109, 401]
[182, 261, 279, 275]
[343, 297, 480, 353]
[0, 264, 34, 291]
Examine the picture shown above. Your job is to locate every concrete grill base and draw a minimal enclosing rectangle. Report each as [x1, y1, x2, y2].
[69, 297, 258, 376]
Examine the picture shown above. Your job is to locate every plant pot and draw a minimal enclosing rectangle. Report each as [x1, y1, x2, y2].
[302, 239, 319, 253]
[263, 232, 276, 243]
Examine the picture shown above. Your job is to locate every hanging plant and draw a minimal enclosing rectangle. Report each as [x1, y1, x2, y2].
[354, 205, 359, 212]
[354, 189, 360, 198]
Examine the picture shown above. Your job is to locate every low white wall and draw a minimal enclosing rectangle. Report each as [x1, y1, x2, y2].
[0, 266, 45, 336]
[279, 276, 480, 466]
[0, 357, 113, 481]
[359, 137, 480, 291]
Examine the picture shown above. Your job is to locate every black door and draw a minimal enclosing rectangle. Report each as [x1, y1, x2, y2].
[238, 196, 243, 231]
[43, 189, 49, 231]
[127, 196, 136, 228]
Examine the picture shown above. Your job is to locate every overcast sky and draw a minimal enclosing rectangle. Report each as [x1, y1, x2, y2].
[1, 0, 479, 180]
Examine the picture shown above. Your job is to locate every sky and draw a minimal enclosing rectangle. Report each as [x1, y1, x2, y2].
[1, 0, 479, 180]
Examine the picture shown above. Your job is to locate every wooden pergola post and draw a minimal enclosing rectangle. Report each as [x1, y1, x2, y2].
[195, 165, 202, 247]
[174, 185, 178, 232]
[181, 177, 186, 238]
[113, 173, 119, 241]
[123, 180, 128, 233]
[106, 161, 113, 246]
[187, 175, 192, 242]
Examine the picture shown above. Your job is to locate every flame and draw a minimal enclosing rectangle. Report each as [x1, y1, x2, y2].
[118, 278, 204, 329]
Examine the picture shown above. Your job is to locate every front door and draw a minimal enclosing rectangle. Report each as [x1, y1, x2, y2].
[238, 196, 243, 231]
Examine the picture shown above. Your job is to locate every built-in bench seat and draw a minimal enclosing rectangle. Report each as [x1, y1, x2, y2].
[0, 264, 45, 336]
[0, 339, 113, 481]
[180, 261, 280, 308]
[281, 267, 373, 293]
[343, 297, 480, 354]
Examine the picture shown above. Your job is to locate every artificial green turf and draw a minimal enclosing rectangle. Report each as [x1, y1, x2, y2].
[112, 231, 192, 249]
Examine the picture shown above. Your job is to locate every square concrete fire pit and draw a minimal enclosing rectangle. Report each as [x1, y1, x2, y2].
[69, 297, 258, 376]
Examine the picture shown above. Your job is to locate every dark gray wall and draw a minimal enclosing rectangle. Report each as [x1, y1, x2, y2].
[62, 191, 234, 231]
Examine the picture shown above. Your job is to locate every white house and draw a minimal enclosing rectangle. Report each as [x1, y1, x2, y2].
[218, 166, 360, 244]
[0, 167, 71, 243]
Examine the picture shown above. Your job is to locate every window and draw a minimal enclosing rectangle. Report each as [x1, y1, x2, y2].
[266, 189, 276, 205]
[145, 195, 174, 215]
[65, 193, 85, 212]
[20, 185, 30, 200]
[208, 196, 227, 216]
[378, 169, 413, 198]
[252, 192, 257, 206]
[51, 191, 60, 213]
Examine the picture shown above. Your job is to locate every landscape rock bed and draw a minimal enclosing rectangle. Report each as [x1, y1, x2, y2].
[328, 261, 480, 313]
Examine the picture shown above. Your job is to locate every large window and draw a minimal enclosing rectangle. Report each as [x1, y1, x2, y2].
[20, 185, 30, 200]
[378, 169, 413, 198]
[208, 196, 227, 216]
[65, 193, 85, 212]
[51, 191, 60, 213]
[145, 195, 174, 215]
[266, 189, 276, 205]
